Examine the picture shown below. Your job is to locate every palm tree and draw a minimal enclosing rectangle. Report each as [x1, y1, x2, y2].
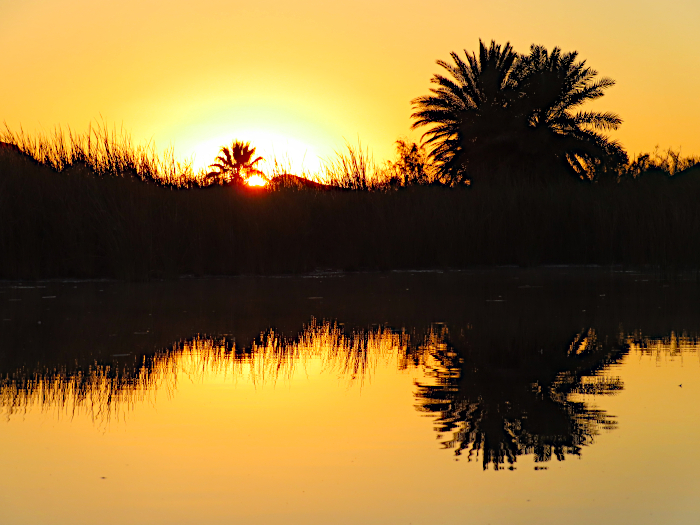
[411, 40, 521, 184]
[205, 140, 265, 186]
[513, 45, 627, 180]
[412, 41, 627, 185]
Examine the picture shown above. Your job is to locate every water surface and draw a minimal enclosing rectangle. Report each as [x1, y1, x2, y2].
[1, 269, 699, 524]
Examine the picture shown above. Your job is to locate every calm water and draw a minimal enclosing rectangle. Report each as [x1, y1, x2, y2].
[1, 269, 699, 524]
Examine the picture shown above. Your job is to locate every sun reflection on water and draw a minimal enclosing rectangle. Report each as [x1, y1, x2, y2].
[2, 321, 699, 470]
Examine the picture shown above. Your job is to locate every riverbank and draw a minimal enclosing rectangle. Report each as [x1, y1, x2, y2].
[2, 152, 700, 279]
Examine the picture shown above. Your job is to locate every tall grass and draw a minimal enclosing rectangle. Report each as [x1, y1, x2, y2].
[321, 140, 389, 190]
[2, 128, 700, 279]
[623, 147, 700, 178]
[1, 122, 199, 186]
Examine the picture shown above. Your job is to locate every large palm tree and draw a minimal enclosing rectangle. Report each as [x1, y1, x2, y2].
[513, 45, 627, 180]
[411, 40, 521, 184]
[205, 140, 265, 186]
[412, 41, 626, 185]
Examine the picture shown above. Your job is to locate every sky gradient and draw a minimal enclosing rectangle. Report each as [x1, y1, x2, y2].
[2, 0, 699, 174]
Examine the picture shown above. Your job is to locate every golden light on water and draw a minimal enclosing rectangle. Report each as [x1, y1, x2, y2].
[2, 318, 700, 524]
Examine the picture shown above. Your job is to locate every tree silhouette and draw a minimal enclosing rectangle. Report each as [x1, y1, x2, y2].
[387, 139, 433, 186]
[205, 140, 265, 186]
[514, 45, 627, 180]
[411, 40, 521, 185]
[412, 40, 627, 185]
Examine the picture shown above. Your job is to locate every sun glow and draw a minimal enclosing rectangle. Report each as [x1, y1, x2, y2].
[188, 131, 323, 180]
[246, 174, 268, 187]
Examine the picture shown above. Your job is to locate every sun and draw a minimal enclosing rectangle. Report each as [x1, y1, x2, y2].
[246, 174, 268, 187]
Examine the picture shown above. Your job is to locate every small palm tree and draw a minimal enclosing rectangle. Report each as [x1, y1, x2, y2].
[205, 140, 265, 186]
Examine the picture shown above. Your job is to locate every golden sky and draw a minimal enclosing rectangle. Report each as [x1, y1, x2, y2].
[1, 0, 699, 174]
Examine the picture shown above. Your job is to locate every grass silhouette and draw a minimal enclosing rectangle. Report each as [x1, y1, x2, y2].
[2, 126, 700, 279]
[1, 122, 198, 186]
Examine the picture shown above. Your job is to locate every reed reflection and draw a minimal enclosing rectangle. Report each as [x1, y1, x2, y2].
[0, 320, 415, 421]
[626, 331, 700, 362]
[2, 320, 697, 468]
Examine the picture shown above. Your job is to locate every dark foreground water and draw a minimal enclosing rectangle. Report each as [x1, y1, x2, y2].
[1, 269, 699, 524]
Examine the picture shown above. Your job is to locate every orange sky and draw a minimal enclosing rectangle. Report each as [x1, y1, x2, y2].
[1, 0, 699, 175]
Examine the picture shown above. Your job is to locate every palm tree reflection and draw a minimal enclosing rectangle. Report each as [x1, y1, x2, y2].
[2, 321, 695, 468]
[414, 326, 626, 469]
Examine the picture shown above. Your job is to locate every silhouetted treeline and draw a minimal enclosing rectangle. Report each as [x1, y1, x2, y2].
[3, 147, 700, 279]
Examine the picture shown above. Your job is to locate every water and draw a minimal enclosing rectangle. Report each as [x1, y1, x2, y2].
[1, 269, 699, 524]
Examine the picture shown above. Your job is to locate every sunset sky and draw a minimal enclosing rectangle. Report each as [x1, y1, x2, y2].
[1, 0, 699, 175]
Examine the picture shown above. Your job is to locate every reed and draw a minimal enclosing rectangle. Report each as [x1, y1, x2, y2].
[623, 147, 700, 178]
[321, 140, 389, 190]
[1, 122, 198, 186]
[2, 130, 700, 279]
